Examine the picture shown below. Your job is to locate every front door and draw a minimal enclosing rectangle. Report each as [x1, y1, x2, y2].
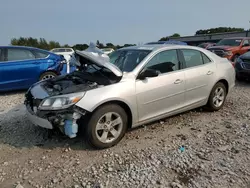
[135, 49, 185, 122]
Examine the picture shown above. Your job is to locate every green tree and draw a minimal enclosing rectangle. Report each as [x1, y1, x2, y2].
[72, 44, 89, 51]
[170, 33, 180, 38]
[195, 27, 244, 35]
[106, 43, 114, 47]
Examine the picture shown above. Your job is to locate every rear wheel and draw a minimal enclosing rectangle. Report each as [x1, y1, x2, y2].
[206, 82, 227, 111]
[39, 71, 57, 81]
[85, 104, 128, 149]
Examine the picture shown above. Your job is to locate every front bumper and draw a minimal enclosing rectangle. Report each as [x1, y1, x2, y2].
[26, 105, 53, 129]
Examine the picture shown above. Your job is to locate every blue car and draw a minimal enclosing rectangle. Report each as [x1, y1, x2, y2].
[0, 46, 66, 92]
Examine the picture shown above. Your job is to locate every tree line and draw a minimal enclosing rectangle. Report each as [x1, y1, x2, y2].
[159, 27, 245, 41]
[10, 37, 136, 51]
[10, 27, 246, 50]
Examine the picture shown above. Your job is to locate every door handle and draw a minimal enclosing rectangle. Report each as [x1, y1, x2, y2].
[174, 79, 183, 84]
[207, 71, 213, 75]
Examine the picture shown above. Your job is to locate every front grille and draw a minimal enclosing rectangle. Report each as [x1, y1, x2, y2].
[25, 91, 42, 110]
[242, 63, 250, 70]
[242, 59, 250, 63]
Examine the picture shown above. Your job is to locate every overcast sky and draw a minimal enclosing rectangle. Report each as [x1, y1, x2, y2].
[1, 0, 250, 46]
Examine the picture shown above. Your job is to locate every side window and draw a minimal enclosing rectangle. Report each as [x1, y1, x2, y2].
[201, 53, 211, 64]
[181, 49, 203, 68]
[7, 49, 35, 61]
[34, 51, 49, 59]
[243, 40, 249, 46]
[144, 50, 179, 74]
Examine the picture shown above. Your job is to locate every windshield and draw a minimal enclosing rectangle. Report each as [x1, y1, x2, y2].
[109, 50, 151, 72]
[216, 39, 242, 46]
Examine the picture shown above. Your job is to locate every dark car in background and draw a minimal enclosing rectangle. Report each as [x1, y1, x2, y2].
[0, 46, 66, 92]
[235, 50, 250, 81]
[197, 42, 216, 49]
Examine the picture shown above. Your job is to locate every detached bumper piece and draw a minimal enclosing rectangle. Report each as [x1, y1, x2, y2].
[26, 105, 53, 129]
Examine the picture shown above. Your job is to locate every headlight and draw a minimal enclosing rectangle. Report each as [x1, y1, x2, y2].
[39, 92, 85, 110]
[224, 51, 233, 56]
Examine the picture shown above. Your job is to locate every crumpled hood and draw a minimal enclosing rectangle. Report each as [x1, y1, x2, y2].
[208, 45, 238, 51]
[74, 42, 122, 77]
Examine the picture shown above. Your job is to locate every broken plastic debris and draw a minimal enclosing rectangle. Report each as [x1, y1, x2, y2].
[179, 146, 185, 152]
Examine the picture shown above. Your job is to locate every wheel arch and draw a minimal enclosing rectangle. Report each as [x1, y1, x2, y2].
[39, 70, 59, 80]
[91, 100, 133, 129]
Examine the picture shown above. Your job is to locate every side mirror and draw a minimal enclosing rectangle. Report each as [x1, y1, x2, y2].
[138, 68, 159, 80]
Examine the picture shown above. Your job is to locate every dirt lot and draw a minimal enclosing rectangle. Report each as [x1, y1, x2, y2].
[0, 82, 250, 188]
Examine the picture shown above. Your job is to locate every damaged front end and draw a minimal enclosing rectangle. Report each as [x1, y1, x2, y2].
[24, 78, 92, 138]
[25, 71, 109, 138]
[25, 44, 123, 138]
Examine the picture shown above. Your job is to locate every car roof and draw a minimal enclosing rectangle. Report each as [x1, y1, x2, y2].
[0, 45, 42, 50]
[146, 41, 187, 45]
[0, 46, 58, 55]
[223, 37, 250, 39]
[51, 48, 73, 50]
[118, 44, 202, 52]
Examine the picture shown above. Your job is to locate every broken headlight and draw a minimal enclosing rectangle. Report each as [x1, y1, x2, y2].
[39, 92, 85, 110]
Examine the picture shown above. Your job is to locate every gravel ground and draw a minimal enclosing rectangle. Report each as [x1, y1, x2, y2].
[0, 82, 250, 188]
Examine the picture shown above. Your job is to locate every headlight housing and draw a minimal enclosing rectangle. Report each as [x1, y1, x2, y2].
[224, 50, 233, 56]
[39, 92, 85, 110]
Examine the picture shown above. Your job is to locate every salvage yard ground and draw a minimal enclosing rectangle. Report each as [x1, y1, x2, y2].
[0, 82, 250, 188]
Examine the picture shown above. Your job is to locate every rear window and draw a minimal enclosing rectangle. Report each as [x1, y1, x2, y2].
[51, 49, 66, 52]
[65, 49, 73, 52]
[35, 50, 49, 58]
[52, 48, 73, 52]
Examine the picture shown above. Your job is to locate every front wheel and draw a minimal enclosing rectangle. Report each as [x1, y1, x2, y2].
[39, 71, 57, 81]
[206, 82, 227, 111]
[85, 104, 128, 149]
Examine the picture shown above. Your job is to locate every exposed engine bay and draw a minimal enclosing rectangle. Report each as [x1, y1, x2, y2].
[25, 46, 123, 139]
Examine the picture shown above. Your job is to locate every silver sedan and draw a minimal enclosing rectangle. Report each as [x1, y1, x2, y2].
[25, 44, 235, 149]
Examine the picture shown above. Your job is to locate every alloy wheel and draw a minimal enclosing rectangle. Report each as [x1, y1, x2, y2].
[95, 112, 123, 144]
[213, 87, 225, 108]
[41, 74, 55, 80]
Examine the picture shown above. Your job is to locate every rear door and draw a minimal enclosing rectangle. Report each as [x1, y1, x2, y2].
[179, 49, 217, 107]
[0, 48, 39, 90]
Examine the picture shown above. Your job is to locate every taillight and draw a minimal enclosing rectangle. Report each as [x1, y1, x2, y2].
[231, 61, 235, 68]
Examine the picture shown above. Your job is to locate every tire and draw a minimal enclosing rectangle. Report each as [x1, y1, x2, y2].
[85, 104, 128, 149]
[206, 82, 227, 111]
[236, 74, 244, 82]
[39, 71, 57, 81]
